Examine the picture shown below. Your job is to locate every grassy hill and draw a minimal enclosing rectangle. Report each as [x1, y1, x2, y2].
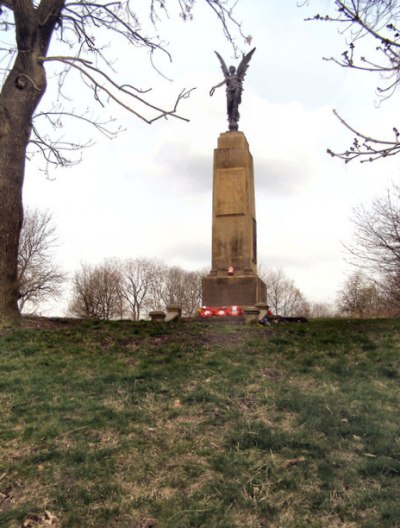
[1, 318, 400, 528]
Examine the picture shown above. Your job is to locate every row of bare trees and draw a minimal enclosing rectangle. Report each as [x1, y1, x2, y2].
[27, 190, 400, 320]
[26, 180, 400, 320]
[69, 259, 204, 320]
[17, 209, 205, 319]
[69, 262, 335, 320]
[20, 209, 323, 319]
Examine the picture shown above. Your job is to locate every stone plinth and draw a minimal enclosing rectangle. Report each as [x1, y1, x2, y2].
[202, 275, 266, 307]
[202, 131, 266, 307]
[165, 305, 182, 322]
[149, 310, 166, 321]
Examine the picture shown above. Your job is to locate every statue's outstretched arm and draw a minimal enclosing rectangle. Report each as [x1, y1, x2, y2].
[210, 79, 226, 96]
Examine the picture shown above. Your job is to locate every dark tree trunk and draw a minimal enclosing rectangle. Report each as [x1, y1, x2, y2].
[0, 101, 30, 323]
[0, 71, 46, 324]
[0, 0, 64, 325]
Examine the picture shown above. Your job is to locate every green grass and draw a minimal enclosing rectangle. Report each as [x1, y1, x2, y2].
[1, 318, 400, 527]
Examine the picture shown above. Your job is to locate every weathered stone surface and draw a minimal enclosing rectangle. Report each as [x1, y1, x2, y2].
[210, 131, 257, 276]
[202, 276, 266, 307]
[149, 311, 166, 321]
[255, 302, 269, 321]
[243, 306, 261, 325]
[165, 306, 182, 322]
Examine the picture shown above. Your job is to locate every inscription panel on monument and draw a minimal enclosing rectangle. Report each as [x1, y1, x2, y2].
[215, 168, 247, 216]
[215, 148, 249, 169]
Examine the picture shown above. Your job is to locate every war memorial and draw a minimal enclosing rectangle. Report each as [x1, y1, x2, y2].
[149, 48, 267, 322]
[202, 48, 266, 307]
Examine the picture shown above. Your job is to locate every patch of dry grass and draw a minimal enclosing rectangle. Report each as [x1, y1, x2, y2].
[1, 318, 400, 526]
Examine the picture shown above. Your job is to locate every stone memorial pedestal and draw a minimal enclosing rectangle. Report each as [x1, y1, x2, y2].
[202, 131, 266, 307]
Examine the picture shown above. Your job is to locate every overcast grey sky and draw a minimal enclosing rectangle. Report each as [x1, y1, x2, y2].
[22, 0, 400, 314]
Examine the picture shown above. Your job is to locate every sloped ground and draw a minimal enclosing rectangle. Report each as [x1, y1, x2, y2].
[1, 318, 400, 527]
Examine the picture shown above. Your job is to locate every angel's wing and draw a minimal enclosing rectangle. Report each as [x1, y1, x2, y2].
[236, 47, 256, 81]
[214, 51, 229, 78]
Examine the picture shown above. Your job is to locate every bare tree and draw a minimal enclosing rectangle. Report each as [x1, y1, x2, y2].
[308, 302, 334, 318]
[183, 269, 206, 316]
[70, 258, 206, 319]
[69, 259, 124, 319]
[261, 269, 310, 317]
[346, 184, 400, 277]
[379, 271, 400, 312]
[174, 268, 205, 316]
[344, 183, 400, 310]
[17, 208, 65, 312]
[0, 0, 245, 325]
[157, 265, 204, 317]
[336, 271, 387, 317]
[307, 0, 400, 162]
[121, 257, 163, 321]
[125, 262, 205, 317]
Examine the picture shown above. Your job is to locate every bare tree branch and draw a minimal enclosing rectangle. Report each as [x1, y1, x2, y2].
[29, 121, 91, 170]
[40, 55, 194, 122]
[34, 108, 123, 138]
[28, 106, 124, 173]
[306, 0, 400, 162]
[327, 109, 400, 162]
[0, 0, 13, 11]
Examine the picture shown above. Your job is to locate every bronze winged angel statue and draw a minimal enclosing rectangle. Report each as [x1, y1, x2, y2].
[210, 48, 256, 131]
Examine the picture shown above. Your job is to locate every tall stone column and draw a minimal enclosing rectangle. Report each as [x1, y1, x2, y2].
[202, 131, 266, 306]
